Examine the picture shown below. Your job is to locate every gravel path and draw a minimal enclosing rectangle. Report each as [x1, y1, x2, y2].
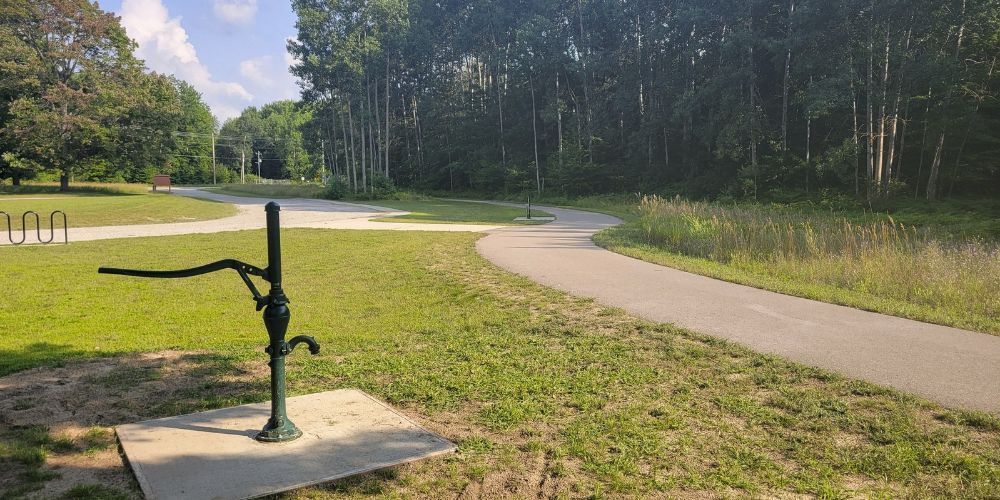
[476, 204, 1000, 414]
[1, 187, 503, 245]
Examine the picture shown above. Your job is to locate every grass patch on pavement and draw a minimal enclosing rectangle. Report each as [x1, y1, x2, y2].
[0, 191, 236, 230]
[2, 230, 1000, 497]
[372, 199, 552, 225]
[208, 183, 326, 199]
[209, 184, 552, 224]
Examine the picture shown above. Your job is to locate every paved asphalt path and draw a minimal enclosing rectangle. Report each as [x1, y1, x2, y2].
[9, 190, 997, 413]
[476, 204, 1000, 414]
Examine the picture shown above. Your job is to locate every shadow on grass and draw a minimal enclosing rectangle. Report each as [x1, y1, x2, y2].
[0, 349, 271, 498]
[0, 343, 99, 378]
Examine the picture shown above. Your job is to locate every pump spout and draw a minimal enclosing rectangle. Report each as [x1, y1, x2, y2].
[287, 335, 320, 355]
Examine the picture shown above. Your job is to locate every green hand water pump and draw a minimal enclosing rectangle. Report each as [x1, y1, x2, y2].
[99, 202, 319, 442]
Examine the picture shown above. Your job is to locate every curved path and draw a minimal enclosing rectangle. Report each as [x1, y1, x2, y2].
[477, 205, 1000, 414]
[2, 187, 503, 245]
[9, 189, 998, 413]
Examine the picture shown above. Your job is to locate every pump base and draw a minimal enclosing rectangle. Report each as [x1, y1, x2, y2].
[255, 417, 303, 442]
[116, 389, 455, 499]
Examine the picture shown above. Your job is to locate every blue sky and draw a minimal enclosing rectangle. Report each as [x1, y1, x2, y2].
[102, 0, 301, 122]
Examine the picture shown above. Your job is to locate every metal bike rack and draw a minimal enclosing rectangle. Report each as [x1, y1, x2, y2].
[98, 202, 319, 442]
[0, 210, 68, 245]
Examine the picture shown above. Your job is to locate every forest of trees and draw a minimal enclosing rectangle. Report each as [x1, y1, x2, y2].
[2, 0, 997, 202]
[0, 0, 221, 187]
[290, 0, 999, 201]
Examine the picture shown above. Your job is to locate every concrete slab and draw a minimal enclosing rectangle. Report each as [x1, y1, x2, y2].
[513, 216, 556, 221]
[116, 389, 455, 500]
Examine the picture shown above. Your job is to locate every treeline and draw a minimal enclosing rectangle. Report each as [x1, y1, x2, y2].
[290, 0, 999, 200]
[0, 0, 220, 188]
[217, 101, 321, 183]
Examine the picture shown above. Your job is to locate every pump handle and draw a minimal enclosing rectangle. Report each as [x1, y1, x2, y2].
[99, 259, 272, 307]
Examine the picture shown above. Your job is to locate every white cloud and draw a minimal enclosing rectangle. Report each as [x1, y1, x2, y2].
[239, 57, 270, 88]
[120, 0, 252, 121]
[284, 36, 299, 67]
[239, 55, 299, 102]
[213, 0, 258, 26]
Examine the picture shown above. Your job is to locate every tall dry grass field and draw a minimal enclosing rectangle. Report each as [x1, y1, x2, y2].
[635, 195, 1000, 329]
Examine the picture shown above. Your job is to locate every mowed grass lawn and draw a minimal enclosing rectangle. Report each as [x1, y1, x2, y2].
[0, 191, 236, 230]
[2, 230, 999, 498]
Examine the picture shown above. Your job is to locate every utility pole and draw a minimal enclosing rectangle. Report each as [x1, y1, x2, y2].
[211, 132, 217, 185]
[240, 149, 246, 184]
[256, 150, 262, 183]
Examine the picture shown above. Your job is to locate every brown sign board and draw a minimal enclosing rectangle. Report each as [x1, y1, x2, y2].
[152, 174, 171, 192]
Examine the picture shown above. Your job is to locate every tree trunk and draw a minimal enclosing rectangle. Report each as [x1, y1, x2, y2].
[865, 4, 875, 201]
[385, 56, 391, 177]
[781, 0, 795, 151]
[850, 57, 860, 196]
[412, 96, 424, 169]
[556, 72, 563, 162]
[373, 78, 382, 176]
[748, 4, 758, 199]
[496, 66, 506, 168]
[914, 87, 931, 198]
[572, 92, 582, 149]
[347, 97, 358, 192]
[882, 25, 911, 193]
[401, 91, 412, 167]
[329, 103, 339, 177]
[926, 132, 944, 201]
[874, 28, 890, 193]
[636, 13, 644, 115]
[663, 128, 669, 172]
[884, 107, 899, 190]
[805, 76, 812, 192]
[358, 95, 369, 193]
[530, 74, 541, 193]
[368, 84, 376, 189]
[894, 99, 910, 182]
[578, 0, 593, 157]
[805, 114, 811, 193]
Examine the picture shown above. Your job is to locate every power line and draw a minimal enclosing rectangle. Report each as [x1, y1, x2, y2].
[106, 126, 307, 145]
[168, 152, 284, 161]
[170, 130, 305, 144]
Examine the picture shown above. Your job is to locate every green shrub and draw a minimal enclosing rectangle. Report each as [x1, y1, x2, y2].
[322, 176, 349, 200]
[370, 173, 397, 199]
